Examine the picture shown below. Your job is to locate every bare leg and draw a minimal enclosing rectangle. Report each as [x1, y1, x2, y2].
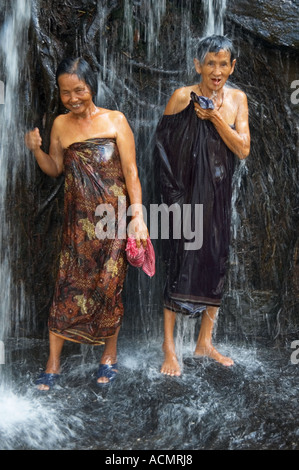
[194, 306, 234, 366]
[37, 331, 65, 390]
[160, 308, 181, 376]
[97, 326, 120, 384]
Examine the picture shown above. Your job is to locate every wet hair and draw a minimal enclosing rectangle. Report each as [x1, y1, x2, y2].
[196, 35, 236, 64]
[56, 57, 98, 96]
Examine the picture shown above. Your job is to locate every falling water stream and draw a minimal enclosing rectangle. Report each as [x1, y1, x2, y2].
[0, 0, 298, 451]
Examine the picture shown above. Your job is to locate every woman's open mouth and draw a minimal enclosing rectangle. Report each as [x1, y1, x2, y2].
[211, 78, 222, 86]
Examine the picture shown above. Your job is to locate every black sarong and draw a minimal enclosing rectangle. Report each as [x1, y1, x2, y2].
[155, 97, 235, 316]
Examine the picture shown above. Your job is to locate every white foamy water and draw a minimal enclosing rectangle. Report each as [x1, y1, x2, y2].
[0, 337, 297, 450]
[0, 388, 85, 450]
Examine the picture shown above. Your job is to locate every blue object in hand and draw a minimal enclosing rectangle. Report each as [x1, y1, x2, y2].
[191, 91, 214, 109]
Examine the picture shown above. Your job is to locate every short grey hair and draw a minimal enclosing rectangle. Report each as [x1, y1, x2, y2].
[196, 35, 236, 64]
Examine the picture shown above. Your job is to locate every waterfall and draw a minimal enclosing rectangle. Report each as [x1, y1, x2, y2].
[0, 0, 298, 453]
[0, 0, 230, 349]
[0, 0, 32, 381]
[123, 0, 166, 62]
[203, 0, 226, 36]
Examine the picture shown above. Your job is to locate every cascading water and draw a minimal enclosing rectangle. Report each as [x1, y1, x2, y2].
[0, 0, 50, 449]
[0, 0, 298, 451]
[0, 0, 33, 382]
[203, 0, 226, 36]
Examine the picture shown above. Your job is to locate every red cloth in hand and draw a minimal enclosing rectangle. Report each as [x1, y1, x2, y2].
[125, 237, 155, 277]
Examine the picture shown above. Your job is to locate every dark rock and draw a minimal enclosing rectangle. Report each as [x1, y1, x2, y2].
[226, 0, 299, 49]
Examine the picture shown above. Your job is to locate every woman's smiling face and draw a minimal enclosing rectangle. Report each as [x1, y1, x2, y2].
[194, 49, 236, 92]
[58, 73, 93, 115]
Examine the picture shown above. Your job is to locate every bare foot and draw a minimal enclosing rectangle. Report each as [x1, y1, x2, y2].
[194, 344, 234, 367]
[161, 345, 181, 376]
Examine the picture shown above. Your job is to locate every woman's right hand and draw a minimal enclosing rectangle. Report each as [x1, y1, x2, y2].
[25, 127, 42, 152]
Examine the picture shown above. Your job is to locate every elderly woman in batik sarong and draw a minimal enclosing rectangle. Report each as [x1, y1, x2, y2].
[25, 58, 148, 390]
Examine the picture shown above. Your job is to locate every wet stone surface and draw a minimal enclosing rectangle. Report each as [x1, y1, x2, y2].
[0, 336, 298, 450]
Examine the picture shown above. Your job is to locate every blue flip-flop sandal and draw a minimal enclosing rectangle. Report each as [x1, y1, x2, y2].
[35, 372, 60, 390]
[96, 363, 118, 386]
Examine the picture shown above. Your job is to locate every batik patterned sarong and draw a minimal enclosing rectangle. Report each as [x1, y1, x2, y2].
[48, 138, 128, 344]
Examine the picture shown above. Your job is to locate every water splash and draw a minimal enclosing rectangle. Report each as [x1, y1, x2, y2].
[0, 386, 85, 450]
[0, 336, 296, 450]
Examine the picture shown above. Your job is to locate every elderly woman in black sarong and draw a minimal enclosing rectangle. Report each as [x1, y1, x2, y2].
[25, 58, 148, 389]
[155, 35, 250, 376]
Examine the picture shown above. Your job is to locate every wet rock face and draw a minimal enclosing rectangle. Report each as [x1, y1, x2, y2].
[221, 11, 299, 341]
[1, 0, 298, 341]
[226, 0, 299, 49]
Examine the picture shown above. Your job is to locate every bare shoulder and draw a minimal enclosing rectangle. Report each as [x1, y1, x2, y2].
[173, 86, 193, 100]
[107, 110, 132, 132]
[108, 109, 127, 122]
[106, 110, 133, 140]
[164, 86, 194, 115]
[52, 113, 70, 132]
[226, 87, 248, 105]
[50, 114, 67, 139]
